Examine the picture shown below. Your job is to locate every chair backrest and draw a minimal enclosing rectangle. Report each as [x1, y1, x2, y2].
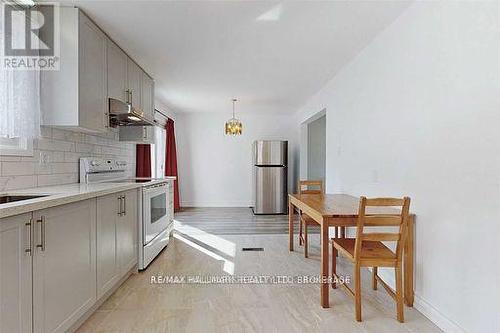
[298, 180, 324, 195]
[354, 196, 411, 262]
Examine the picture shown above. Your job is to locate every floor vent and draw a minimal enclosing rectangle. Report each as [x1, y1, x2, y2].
[242, 247, 264, 252]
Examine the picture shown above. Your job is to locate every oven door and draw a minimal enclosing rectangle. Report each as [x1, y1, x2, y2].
[143, 182, 170, 245]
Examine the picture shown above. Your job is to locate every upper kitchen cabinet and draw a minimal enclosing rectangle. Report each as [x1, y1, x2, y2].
[141, 72, 155, 119]
[107, 41, 128, 102]
[41, 7, 108, 133]
[127, 59, 143, 110]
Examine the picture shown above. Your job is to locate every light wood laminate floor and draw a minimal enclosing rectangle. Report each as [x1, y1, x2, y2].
[175, 207, 318, 235]
[77, 220, 441, 332]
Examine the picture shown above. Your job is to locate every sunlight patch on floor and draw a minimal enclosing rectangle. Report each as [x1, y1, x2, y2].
[175, 220, 236, 257]
[173, 232, 235, 275]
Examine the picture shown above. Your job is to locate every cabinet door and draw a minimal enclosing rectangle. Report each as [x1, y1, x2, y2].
[118, 189, 138, 274]
[33, 200, 96, 333]
[96, 193, 121, 298]
[0, 213, 33, 333]
[141, 72, 154, 118]
[127, 59, 142, 109]
[79, 12, 108, 132]
[118, 125, 155, 144]
[107, 40, 128, 102]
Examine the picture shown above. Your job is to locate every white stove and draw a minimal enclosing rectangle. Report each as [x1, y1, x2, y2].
[80, 157, 174, 270]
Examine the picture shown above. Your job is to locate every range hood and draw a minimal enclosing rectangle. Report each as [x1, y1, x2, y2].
[109, 98, 155, 127]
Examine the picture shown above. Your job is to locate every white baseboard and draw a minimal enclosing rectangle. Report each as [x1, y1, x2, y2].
[371, 269, 465, 333]
[181, 201, 252, 208]
[413, 294, 466, 333]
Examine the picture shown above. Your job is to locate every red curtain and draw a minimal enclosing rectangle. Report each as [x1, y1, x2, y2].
[136, 144, 151, 178]
[165, 118, 180, 211]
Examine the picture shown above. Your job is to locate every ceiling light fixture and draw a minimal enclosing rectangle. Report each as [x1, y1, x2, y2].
[225, 98, 242, 136]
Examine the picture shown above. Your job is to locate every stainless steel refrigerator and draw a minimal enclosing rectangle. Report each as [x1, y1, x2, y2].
[252, 140, 288, 214]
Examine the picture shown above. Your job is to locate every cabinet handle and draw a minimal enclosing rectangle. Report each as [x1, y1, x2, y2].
[25, 219, 32, 256]
[36, 216, 45, 252]
[123, 195, 126, 216]
[118, 196, 122, 216]
[125, 89, 130, 104]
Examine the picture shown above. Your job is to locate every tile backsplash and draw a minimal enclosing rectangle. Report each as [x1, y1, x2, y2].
[0, 127, 136, 191]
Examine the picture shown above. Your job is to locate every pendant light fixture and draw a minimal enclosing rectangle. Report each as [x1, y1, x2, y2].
[224, 98, 243, 135]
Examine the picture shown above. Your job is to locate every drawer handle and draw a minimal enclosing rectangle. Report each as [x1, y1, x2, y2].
[25, 219, 32, 256]
[36, 216, 46, 252]
[118, 196, 122, 216]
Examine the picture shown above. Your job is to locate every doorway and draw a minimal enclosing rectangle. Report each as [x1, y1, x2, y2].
[300, 109, 326, 186]
[307, 115, 326, 184]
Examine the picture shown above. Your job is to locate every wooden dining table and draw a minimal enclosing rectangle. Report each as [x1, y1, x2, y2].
[288, 193, 414, 308]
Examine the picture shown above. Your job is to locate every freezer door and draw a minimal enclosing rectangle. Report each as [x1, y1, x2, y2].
[254, 141, 288, 166]
[254, 166, 287, 214]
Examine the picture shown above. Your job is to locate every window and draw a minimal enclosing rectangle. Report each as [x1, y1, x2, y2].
[0, 136, 33, 156]
[0, 2, 40, 156]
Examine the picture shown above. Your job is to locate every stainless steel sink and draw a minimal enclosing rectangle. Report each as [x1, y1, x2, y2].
[0, 195, 48, 204]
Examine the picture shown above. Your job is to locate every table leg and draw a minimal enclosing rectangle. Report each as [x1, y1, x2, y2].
[320, 218, 330, 308]
[404, 215, 414, 307]
[288, 199, 294, 252]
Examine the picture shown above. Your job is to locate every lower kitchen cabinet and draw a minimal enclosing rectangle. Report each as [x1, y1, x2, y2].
[32, 199, 97, 333]
[96, 193, 120, 298]
[96, 189, 138, 297]
[0, 190, 139, 333]
[118, 189, 138, 275]
[0, 213, 33, 333]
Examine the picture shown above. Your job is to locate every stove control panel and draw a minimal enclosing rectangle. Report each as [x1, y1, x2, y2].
[79, 157, 128, 183]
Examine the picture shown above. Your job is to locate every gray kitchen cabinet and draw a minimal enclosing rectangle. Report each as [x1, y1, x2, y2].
[119, 125, 155, 144]
[0, 213, 33, 333]
[141, 72, 155, 119]
[118, 189, 138, 275]
[32, 199, 97, 333]
[41, 7, 108, 133]
[107, 40, 128, 102]
[96, 193, 120, 298]
[127, 59, 143, 110]
[96, 189, 138, 296]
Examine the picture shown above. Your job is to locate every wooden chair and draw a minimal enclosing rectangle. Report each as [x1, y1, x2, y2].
[298, 180, 337, 258]
[330, 196, 410, 322]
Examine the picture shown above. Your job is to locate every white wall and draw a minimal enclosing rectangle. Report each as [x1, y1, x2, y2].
[176, 112, 298, 207]
[296, 2, 500, 332]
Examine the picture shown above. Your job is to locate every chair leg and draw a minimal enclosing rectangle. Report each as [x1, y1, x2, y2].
[298, 219, 303, 246]
[340, 227, 346, 238]
[355, 264, 362, 322]
[334, 227, 339, 257]
[319, 226, 322, 246]
[304, 222, 308, 258]
[396, 264, 404, 323]
[331, 243, 337, 289]
[372, 267, 378, 290]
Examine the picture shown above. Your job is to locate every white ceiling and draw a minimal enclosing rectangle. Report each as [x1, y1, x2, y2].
[61, 1, 412, 114]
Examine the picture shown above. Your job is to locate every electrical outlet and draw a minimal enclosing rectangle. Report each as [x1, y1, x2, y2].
[39, 151, 50, 165]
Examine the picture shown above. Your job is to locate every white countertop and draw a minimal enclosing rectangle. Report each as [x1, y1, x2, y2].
[0, 177, 176, 219]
